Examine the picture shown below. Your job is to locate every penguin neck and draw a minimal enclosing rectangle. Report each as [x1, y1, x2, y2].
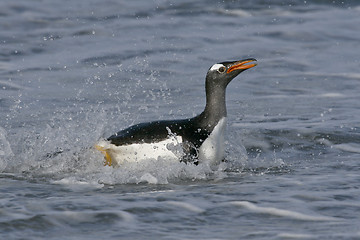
[199, 83, 227, 129]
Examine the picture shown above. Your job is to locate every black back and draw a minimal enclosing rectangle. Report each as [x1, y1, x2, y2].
[108, 115, 211, 146]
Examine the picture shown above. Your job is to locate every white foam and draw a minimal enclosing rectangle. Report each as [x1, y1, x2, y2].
[52, 176, 105, 189]
[139, 173, 158, 184]
[94, 157, 220, 185]
[230, 201, 336, 221]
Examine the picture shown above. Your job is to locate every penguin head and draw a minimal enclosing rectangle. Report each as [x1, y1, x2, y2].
[206, 58, 257, 87]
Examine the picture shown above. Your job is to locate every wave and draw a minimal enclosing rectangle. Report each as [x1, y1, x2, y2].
[230, 201, 337, 221]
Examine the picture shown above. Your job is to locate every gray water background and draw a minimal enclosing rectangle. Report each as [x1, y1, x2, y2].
[1, 0, 360, 239]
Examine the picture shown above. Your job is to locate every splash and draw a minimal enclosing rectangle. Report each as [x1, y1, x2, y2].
[0, 127, 14, 171]
[0, 104, 251, 185]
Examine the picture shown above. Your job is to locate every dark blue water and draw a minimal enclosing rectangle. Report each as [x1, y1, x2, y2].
[1, 0, 360, 239]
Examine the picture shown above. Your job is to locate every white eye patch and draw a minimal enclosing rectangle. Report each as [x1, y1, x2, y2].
[209, 63, 225, 72]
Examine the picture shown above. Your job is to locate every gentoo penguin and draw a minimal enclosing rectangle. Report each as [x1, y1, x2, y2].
[96, 58, 257, 167]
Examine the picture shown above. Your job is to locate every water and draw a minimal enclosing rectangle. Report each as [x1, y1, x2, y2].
[1, 0, 360, 239]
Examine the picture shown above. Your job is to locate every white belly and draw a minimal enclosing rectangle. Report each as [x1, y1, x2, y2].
[198, 117, 226, 165]
[96, 135, 184, 167]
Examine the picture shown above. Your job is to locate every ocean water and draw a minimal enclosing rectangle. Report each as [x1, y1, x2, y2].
[1, 0, 360, 239]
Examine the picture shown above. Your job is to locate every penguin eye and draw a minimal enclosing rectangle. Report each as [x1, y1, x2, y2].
[217, 66, 226, 73]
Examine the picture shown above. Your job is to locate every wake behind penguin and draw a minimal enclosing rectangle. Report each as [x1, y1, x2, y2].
[96, 58, 257, 167]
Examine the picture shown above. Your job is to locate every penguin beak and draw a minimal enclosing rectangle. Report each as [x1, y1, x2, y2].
[227, 58, 257, 73]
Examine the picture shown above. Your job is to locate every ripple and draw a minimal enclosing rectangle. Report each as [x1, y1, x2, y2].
[0, 80, 24, 91]
[165, 201, 205, 213]
[230, 201, 337, 221]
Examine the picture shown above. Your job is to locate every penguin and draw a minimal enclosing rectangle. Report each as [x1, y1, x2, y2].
[96, 58, 257, 167]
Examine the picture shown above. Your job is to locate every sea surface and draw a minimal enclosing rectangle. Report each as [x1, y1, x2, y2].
[1, 0, 360, 239]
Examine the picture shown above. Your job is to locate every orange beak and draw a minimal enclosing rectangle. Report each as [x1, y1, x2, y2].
[227, 59, 257, 73]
